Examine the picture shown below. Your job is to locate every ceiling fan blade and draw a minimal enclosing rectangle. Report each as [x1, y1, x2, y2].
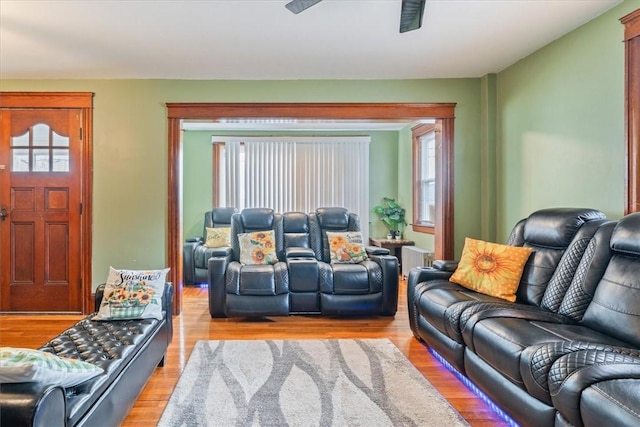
[285, 0, 323, 14]
[399, 0, 426, 33]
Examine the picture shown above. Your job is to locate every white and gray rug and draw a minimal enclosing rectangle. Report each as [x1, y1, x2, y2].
[158, 339, 469, 427]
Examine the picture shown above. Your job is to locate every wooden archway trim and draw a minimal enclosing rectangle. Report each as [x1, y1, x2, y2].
[621, 9, 640, 214]
[166, 102, 456, 314]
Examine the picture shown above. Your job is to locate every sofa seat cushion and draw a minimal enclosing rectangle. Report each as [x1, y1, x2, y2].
[330, 264, 370, 294]
[225, 262, 289, 296]
[463, 317, 630, 394]
[39, 316, 161, 425]
[323, 261, 383, 295]
[575, 379, 640, 426]
[415, 281, 504, 339]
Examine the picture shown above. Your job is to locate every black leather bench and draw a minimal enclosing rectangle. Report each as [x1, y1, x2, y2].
[0, 283, 173, 427]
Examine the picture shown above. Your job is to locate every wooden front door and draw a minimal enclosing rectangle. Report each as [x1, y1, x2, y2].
[0, 108, 84, 312]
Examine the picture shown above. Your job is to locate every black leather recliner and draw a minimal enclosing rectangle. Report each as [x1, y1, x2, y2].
[208, 208, 289, 317]
[183, 207, 236, 285]
[309, 207, 399, 316]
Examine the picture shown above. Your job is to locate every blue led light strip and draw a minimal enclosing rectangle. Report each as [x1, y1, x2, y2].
[427, 347, 520, 427]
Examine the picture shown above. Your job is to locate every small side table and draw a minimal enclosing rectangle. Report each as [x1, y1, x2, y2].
[369, 237, 415, 267]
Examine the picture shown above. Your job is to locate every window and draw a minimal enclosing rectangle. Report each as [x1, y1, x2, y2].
[412, 124, 437, 232]
[212, 136, 371, 239]
[11, 123, 70, 173]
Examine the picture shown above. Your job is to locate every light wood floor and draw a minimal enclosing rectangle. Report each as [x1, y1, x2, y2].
[0, 280, 507, 426]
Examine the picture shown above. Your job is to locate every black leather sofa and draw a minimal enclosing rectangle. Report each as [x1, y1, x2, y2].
[407, 208, 640, 427]
[0, 283, 174, 427]
[208, 207, 399, 318]
[183, 207, 237, 285]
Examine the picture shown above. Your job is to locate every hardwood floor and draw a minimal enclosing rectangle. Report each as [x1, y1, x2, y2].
[0, 280, 508, 426]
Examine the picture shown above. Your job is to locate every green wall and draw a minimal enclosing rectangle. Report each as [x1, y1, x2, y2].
[183, 131, 214, 240]
[1, 0, 635, 288]
[494, 0, 637, 240]
[0, 79, 481, 289]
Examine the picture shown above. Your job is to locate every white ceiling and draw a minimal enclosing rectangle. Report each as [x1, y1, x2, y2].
[0, 0, 622, 80]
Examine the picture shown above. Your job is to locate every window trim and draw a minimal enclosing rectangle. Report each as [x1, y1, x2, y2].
[412, 123, 436, 233]
[411, 120, 454, 259]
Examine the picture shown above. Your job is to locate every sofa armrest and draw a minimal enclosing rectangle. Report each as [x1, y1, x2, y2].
[285, 247, 316, 258]
[521, 341, 638, 405]
[365, 245, 390, 256]
[368, 254, 399, 316]
[0, 383, 66, 427]
[183, 239, 202, 285]
[407, 265, 454, 289]
[94, 284, 106, 312]
[208, 254, 233, 318]
[162, 282, 175, 343]
[550, 349, 640, 427]
[432, 260, 459, 272]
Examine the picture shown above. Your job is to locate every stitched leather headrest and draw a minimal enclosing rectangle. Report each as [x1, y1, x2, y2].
[316, 207, 350, 229]
[239, 208, 275, 229]
[211, 207, 236, 225]
[283, 212, 309, 233]
[523, 208, 606, 248]
[610, 212, 640, 256]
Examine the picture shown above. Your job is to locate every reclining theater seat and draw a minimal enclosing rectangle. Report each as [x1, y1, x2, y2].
[208, 208, 289, 317]
[407, 207, 608, 374]
[514, 212, 640, 427]
[460, 220, 618, 426]
[183, 207, 237, 285]
[309, 207, 399, 316]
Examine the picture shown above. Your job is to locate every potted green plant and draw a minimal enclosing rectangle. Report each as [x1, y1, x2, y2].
[373, 197, 407, 239]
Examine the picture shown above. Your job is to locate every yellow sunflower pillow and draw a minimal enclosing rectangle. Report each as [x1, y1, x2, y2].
[238, 230, 278, 265]
[204, 227, 231, 248]
[326, 231, 368, 264]
[450, 238, 533, 302]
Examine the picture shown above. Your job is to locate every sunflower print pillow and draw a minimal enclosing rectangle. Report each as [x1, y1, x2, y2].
[326, 231, 368, 264]
[450, 237, 533, 302]
[238, 230, 278, 265]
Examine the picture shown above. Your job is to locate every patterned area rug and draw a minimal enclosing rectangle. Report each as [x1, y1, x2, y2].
[158, 339, 469, 427]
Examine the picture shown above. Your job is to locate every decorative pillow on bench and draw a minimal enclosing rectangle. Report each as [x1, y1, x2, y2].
[93, 267, 169, 321]
[0, 347, 103, 388]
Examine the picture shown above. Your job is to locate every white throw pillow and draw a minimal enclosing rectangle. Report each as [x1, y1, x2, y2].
[204, 227, 231, 248]
[93, 267, 169, 321]
[0, 347, 103, 388]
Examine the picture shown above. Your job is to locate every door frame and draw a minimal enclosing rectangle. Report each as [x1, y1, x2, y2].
[166, 102, 457, 314]
[0, 92, 93, 313]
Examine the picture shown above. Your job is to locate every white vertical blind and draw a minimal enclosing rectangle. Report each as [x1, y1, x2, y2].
[215, 136, 370, 240]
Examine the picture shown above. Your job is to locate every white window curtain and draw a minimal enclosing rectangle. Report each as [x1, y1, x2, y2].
[215, 136, 370, 240]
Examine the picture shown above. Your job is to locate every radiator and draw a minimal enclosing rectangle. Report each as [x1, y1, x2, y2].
[401, 246, 435, 278]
